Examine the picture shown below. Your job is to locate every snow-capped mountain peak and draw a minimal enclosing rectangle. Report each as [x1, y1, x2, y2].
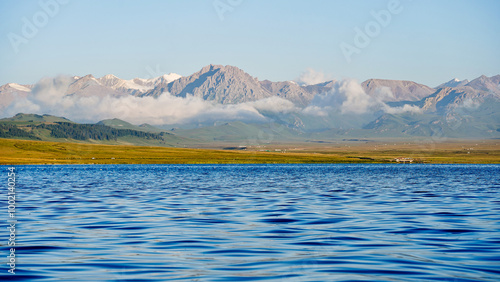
[94, 73, 182, 92]
[436, 77, 469, 89]
[163, 73, 182, 81]
[6, 83, 31, 92]
[152, 73, 182, 84]
[102, 74, 119, 80]
[97, 74, 153, 93]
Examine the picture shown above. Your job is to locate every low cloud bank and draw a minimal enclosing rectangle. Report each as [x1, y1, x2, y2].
[302, 79, 421, 116]
[2, 77, 421, 127]
[295, 68, 334, 85]
[3, 76, 297, 125]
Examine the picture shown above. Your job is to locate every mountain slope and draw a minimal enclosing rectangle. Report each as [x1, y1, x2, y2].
[172, 121, 305, 142]
[436, 78, 469, 89]
[97, 73, 181, 95]
[259, 80, 315, 106]
[361, 79, 435, 102]
[419, 87, 493, 114]
[0, 83, 32, 109]
[465, 75, 500, 94]
[167, 64, 271, 103]
[143, 64, 323, 106]
[97, 118, 164, 133]
[0, 73, 183, 105]
[369, 75, 500, 138]
[365, 115, 499, 139]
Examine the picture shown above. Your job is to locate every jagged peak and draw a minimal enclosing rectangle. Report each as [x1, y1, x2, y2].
[363, 78, 425, 85]
[468, 74, 494, 84]
[101, 74, 120, 80]
[81, 74, 96, 79]
[199, 64, 222, 73]
[199, 64, 246, 74]
[435, 77, 470, 89]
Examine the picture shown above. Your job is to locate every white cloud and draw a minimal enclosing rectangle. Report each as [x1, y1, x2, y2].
[370, 86, 394, 101]
[295, 68, 334, 85]
[2, 76, 293, 125]
[303, 79, 422, 116]
[303, 79, 378, 115]
[459, 98, 481, 110]
[302, 105, 329, 117]
[6, 96, 40, 114]
[247, 96, 298, 113]
[383, 104, 422, 114]
[2, 76, 424, 127]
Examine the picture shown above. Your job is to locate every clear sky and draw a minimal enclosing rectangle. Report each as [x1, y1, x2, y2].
[0, 0, 499, 87]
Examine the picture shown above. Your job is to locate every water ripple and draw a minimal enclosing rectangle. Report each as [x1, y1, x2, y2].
[5, 164, 500, 281]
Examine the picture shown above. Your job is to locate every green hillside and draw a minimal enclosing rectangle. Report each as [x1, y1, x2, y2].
[0, 113, 74, 124]
[0, 114, 193, 147]
[97, 118, 164, 133]
[173, 121, 306, 143]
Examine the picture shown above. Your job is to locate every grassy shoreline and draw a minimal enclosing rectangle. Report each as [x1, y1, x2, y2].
[1, 138, 499, 165]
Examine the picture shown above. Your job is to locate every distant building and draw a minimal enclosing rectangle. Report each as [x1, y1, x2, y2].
[395, 157, 414, 163]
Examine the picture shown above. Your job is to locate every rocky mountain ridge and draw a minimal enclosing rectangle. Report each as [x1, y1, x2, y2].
[2, 65, 496, 109]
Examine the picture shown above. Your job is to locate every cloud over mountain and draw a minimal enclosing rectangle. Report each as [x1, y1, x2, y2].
[296, 68, 334, 86]
[303, 79, 421, 117]
[3, 75, 421, 126]
[0, 65, 497, 138]
[2, 76, 289, 125]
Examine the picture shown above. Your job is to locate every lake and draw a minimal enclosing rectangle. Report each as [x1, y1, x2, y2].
[2, 164, 500, 281]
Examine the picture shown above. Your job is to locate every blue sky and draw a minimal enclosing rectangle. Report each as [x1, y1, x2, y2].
[0, 0, 499, 87]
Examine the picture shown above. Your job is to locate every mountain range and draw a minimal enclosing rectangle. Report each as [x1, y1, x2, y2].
[1, 65, 499, 142]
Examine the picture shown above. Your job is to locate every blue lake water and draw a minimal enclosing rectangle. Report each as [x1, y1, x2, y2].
[1, 164, 500, 281]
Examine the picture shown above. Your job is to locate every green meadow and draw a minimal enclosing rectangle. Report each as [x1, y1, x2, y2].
[1, 138, 498, 165]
